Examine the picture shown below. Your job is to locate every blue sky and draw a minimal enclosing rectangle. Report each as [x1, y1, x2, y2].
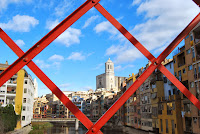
[0, 0, 199, 97]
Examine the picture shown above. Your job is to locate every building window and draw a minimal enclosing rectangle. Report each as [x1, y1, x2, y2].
[183, 68, 186, 73]
[198, 63, 200, 73]
[190, 34, 193, 41]
[188, 65, 193, 71]
[23, 98, 26, 103]
[23, 106, 26, 111]
[184, 103, 190, 112]
[190, 82, 194, 88]
[178, 70, 181, 76]
[108, 65, 109, 69]
[22, 116, 25, 121]
[186, 49, 191, 54]
[24, 88, 27, 93]
[160, 119, 163, 132]
[166, 119, 168, 133]
[172, 120, 175, 134]
[24, 80, 27, 84]
[191, 47, 195, 58]
[175, 72, 177, 77]
[185, 35, 189, 39]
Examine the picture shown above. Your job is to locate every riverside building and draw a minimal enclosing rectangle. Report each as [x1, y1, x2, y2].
[0, 61, 37, 129]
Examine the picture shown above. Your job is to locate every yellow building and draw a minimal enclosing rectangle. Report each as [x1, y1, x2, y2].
[125, 73, 136, 127]
[158, 95, 183, 134]
[151, 80, 164, 133]
[0, 62, 36, 129]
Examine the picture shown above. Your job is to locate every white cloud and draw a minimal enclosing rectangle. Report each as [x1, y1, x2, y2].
[59, 83, 71, 88]
[131, 0, 142, 6]
[48, 54, 64, 61]
[104, 0, 199, 64]
[35, 59, 62, 70]
[131, 0, 200, 51]
[115, 64, 134, 71]
[94, 20, 118, 35]
[0, 15, 39, 32]
[35, 60, 50, 69]
[54, 0, 73, 17]
[105, 44, 143, 64]
[81, 86, 93, 90]
[46, 20, 81, 47]
[92, 63, 104, 70]
[45, 19, 59, 30]
[67, 52, 86, 61]
[0, 0, 32, 11]
[82, 15, 99, 29]
[15, 39, 25, 47]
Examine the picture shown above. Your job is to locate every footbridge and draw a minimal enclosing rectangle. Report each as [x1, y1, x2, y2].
[31, 118, 79, 130]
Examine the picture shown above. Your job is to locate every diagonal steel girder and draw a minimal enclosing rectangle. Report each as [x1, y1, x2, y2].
[0, 29, 101, 134]
[0, 0, 102, 133]
[0, 0, 199, 134]
[86, 3, 200, 134]
[193, 0, 200, 7]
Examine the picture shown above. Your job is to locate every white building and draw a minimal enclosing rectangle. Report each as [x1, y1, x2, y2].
[96, 58, 126, 92]
[163, 59, 178, 97]
[33, 78, 38, 98]
[21, 74, 35, 127]
[0, 62, 37, 128]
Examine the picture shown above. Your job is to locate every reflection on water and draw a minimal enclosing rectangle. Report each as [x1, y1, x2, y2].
[44, 123, 127, 134]
[45, 123, 87, 134]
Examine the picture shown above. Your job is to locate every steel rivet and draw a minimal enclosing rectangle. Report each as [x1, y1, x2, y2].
[23, 58, 28, 62]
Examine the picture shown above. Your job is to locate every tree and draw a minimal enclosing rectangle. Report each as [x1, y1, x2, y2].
[0, 104, 20, 133]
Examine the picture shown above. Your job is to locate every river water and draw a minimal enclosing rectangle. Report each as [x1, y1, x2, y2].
[44, 123, 149, 134]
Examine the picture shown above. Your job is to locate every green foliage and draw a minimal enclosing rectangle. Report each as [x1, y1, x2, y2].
[0, 104, 20, 133]
[29, 122, 53, 134]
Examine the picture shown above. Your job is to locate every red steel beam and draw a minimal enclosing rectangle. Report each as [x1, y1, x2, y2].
[94, 3, 155, 62]
[0, 29, 102, 134]
[87, 5, 200, 133]
[0, 0, 100, 88]
[159, 64, 200, 109]
[193, 0, 200, 7]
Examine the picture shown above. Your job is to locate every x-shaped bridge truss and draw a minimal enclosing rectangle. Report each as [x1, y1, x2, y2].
[0, 0, 200, 133]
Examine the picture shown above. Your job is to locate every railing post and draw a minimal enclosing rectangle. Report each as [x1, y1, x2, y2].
[75, 119, 79, 131]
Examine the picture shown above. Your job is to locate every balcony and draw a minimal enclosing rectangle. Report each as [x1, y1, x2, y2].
[7, 86, 16, 94]
[173, 46, 185, 56]
[7, 79, 17, 84]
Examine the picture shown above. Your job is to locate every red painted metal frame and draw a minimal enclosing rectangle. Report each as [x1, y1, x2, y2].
[0, 0, 102, 133]
[0, 0, 199, 134]
[0, 29, 102, 134]
[86, 4, 200, 133]
[193, 0, 200, 7]
[0, 0, 100, 87]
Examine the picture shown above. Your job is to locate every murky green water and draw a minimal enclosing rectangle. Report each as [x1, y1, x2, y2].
[44, 123, 127, 134]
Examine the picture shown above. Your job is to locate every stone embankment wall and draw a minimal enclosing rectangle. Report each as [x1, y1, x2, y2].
[6, 125, 32, 134]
